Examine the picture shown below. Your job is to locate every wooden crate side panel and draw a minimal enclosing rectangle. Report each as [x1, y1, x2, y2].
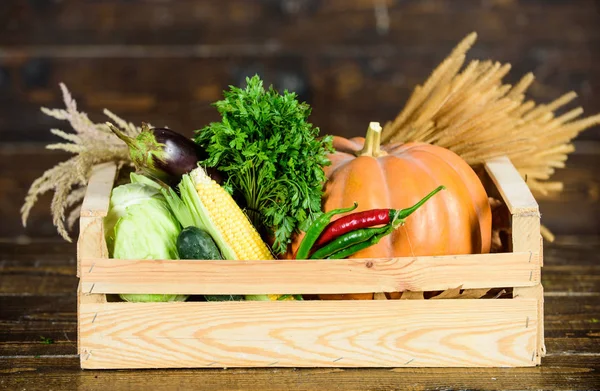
[512, 214, 543, 261]
[485, 157, 545, 361]
[77, 282, 107, 358]
[78, 163, 115, 361]
[484, 156, 542, 255]
[80, 251, 541, 295]
[78, 217, 107, 278]
[77, 214, 110, 361]
[79, 299, 539, 369]
[484, 157, 539, 216]
[514, 284, 546, 363]
[80, 162, 117, 217]
[77, 161, 115, 276]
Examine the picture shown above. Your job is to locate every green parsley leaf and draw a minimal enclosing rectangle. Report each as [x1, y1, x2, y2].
[195, 75, 333, 255]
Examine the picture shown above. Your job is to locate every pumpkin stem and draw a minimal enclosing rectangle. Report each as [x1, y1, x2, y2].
[359, 122, 387, 157]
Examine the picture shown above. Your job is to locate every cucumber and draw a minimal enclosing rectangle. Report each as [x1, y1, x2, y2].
[177, 226, 223, 260]
[176, 226, 243, 302]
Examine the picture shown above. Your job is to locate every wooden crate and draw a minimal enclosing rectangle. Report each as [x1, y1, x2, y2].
[77, 156, 545, 369]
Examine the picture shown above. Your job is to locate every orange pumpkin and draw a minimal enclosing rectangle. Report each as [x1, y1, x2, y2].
[288, 124, 492, 300]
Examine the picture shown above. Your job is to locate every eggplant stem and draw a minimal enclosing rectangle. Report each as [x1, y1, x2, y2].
[107, 122, 136, 149]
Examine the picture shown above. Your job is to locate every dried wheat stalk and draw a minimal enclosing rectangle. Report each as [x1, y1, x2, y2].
[20, 83, 140, 241]
[381, 32, 600, 197]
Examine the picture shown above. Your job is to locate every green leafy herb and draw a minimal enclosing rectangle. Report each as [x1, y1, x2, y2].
[195, 75, 333, 255]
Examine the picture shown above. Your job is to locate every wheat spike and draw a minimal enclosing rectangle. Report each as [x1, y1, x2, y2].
[384, 32, 599, 198]
[21, 84, 140, 241]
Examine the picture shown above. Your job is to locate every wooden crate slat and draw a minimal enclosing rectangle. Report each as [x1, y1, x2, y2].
[79, 299, 539, 369]
[80, 162, 117, 217]
[484, 157, 539, 216]
[79, 251, 541, 295]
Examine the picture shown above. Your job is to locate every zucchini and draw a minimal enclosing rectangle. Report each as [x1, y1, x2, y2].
[176, 226, 243, 302]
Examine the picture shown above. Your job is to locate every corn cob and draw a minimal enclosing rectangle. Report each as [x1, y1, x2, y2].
[185, 167, 294, 301]
[190, 167, 272, 261]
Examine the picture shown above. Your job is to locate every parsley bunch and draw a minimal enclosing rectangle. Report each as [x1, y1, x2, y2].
[194, 75, 333, 255]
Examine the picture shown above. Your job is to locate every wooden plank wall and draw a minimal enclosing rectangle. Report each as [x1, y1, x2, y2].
[1, 0, 599, 238]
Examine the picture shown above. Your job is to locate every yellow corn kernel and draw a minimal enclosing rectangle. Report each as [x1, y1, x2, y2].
[195, 181, 272, 260]
[267, 294, 294, 301]
[191, 168, 293, 300]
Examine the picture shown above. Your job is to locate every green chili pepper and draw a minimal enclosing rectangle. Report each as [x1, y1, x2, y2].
[309, 224, 391, 259]
[326, 224, 396, 259]
[390, 185, 446, 222]
[294, 202, 358, 259]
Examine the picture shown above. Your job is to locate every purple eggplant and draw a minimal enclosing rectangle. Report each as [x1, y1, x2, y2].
[109, 123, 222, 186]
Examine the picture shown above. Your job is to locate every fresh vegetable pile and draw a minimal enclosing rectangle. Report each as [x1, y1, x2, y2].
[97, 75, 462, 302]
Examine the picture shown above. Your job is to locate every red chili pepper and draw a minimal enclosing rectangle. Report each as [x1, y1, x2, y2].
[314, 185, 445, 248]
[314, 209, 390, 247]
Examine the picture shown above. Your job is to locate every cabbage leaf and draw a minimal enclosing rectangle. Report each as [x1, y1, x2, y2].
[105, 175, 187, 303]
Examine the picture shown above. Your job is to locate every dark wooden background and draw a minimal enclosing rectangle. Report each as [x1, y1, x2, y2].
[1, 0, 599, 240]
[1, 2, 600, 389]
